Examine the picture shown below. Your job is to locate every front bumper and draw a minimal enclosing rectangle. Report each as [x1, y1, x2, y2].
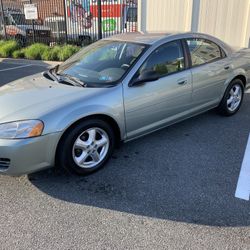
[0, 132, 62, 176]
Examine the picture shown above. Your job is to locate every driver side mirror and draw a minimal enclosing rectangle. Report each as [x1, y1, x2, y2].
[129, 70, 159, 87]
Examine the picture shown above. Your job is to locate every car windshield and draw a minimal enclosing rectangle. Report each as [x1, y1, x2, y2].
[11, 14, 33, 25]
[57, 40, 147, 87]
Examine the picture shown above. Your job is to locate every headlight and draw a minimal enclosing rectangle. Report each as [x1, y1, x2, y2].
[0, 120, 44, 139]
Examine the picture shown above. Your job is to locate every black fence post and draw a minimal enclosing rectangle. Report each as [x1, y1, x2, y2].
[0, 0, 7, 39]
[29, 0, 35, 43]
[97, 0, 102, 40]
[62, 0, 68, 44]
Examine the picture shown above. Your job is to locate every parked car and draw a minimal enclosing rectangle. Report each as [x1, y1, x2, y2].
[0, 32, 250, 176]
[0, 8, 51, 45]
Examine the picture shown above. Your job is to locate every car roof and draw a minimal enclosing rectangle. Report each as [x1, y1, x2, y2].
[106, 32, 177, 45]
[106, 31, 233, 55]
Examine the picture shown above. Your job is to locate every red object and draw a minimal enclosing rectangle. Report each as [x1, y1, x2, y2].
[67, 7, 71, 17]
[90, 4, 124, 18]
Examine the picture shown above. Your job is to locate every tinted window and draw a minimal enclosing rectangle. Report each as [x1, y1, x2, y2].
[186, 38, 223, 66]
[139, 41, 185, 77]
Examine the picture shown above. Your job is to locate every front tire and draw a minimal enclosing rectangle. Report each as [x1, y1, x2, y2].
[217, 79, 244, 116]
[57, 119, 115, 175]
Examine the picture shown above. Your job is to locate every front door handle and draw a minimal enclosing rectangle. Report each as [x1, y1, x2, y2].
[178, 80, 188, 85]
[224, 65, 231, 70]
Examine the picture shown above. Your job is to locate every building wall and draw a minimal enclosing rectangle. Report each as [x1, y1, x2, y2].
[138, 0, 250, 48]
[2, 0, 64, 20]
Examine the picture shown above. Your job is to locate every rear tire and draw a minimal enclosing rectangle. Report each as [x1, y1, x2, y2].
[217, 79, 244, 116]
[57, 119, 115, 175]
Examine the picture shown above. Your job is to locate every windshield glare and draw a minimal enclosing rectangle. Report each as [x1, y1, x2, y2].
[58, 40, 147, 86]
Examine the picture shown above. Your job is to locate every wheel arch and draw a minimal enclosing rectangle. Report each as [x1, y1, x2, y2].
[232, 75, 247, 88]
[54, 114, 122, 165]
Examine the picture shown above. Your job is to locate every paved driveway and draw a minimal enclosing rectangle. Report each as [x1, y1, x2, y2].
[0, 60, 250, 249]
[0, 59, 49, 86]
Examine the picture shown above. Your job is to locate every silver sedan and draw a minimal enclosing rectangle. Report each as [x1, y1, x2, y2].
[0, 32, 250, 175]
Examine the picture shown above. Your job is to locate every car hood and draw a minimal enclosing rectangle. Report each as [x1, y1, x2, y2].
[0, 73, 106, 123]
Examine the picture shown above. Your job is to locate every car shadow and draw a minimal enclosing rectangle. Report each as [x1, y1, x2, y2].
[0, 59, 50, 86]
[28, 93, 250, 227]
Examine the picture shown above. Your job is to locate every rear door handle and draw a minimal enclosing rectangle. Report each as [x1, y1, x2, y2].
[224, 65, 231, 70]
[178, 80, 188, 85]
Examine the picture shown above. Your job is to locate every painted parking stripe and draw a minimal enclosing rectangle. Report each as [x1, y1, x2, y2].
[235, 134, 250, 201]
[0, 64, 32, 72]
[0, 61, 27, 65]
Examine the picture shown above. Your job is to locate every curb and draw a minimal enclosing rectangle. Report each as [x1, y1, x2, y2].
[0, 58, 61, 67]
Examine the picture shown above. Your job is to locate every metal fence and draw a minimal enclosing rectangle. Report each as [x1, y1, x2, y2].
[0, 0, 137, 46]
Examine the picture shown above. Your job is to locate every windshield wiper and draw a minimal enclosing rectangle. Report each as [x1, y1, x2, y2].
[43, 66, 59, 82]
[57, 73, 87, 87]
[44, 66, 87, 87]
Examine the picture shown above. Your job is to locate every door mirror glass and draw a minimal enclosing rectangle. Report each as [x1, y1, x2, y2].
[130, 70, 159, 86]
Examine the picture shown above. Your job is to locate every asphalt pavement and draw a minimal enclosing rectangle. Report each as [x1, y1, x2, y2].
[0, 60, 50, 86]
[0, 60, 250, 250]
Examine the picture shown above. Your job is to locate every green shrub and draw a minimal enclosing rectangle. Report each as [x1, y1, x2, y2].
[24, 43, 49, 60]
[0, 41, 80, 61]
[58, 45, 80, 61]
[41, 45, 61, 61]
[0, 40, 5, 46]
[41, 47, 52, 61]
[50, 46, 62, 61]
[12, 49, 25, 59]
[40, 48, 51, 61]
[0, 40, 20, 57]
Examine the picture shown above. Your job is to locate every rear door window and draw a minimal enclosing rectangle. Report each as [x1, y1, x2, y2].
[186, 38, 225, 67]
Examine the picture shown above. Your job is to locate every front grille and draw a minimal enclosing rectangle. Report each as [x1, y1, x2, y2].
[0, 158, 10, 170]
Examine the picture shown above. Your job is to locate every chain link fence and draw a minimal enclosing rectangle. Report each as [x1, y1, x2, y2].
[0, 0, 137, 46]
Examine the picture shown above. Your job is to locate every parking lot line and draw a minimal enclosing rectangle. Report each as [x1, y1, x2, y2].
[0, 61, 28, 65]
[0, 64, 32, 72]
[235, 134, 250, 201]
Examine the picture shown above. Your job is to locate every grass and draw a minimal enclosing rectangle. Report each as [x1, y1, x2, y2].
[23, 43, 50, 60]
[0, 40, 81, 61]
[42, 45, 61, 61]
[58, 45, 80, 61]
[12, 49, 25, 59]
[0, 40, 20, 58]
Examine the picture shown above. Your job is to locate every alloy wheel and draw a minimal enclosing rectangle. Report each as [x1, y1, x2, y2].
[72, 127, 110, 169]
[227, 84, 243, 112]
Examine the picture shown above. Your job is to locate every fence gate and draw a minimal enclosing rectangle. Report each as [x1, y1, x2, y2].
[0, 0, 137, 46]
